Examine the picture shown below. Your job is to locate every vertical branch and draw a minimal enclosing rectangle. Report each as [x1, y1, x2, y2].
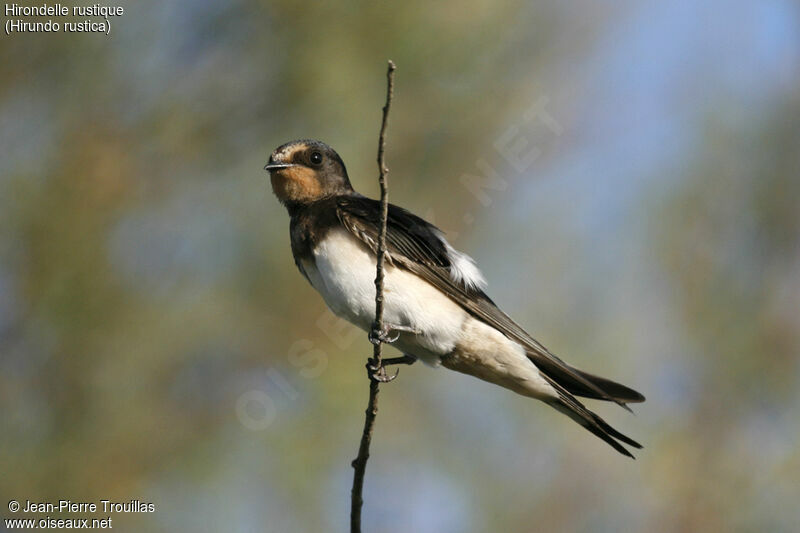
[350, 59, 396, 533]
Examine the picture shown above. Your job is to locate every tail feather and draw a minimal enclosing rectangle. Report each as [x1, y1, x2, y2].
[528, 350, 645, 406]
[570, 369, 646, 404]
[543, 375, 643, 458]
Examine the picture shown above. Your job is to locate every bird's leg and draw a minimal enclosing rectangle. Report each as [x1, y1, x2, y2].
[380, 354, 417, 367]
[367, 323, 420, 382]
[368, 322, 420, 345]
[366, 358, 398, 383]
[366, 351, 417, 383]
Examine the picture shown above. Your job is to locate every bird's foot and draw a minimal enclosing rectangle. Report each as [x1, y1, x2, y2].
[366, 358, 400, 383]
[366, 354, 416, 382]
[368, 322, 420, 345]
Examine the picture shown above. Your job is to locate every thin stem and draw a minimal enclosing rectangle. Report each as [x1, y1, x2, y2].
[350, 59, 396, 533]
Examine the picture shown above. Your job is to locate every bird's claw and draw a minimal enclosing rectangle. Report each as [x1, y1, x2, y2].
[366, 358, 400, 382]
[369, 324, 400, 345]
[368, 322, 420, 345]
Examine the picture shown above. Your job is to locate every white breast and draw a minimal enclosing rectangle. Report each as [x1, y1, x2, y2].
[302, 228, 468, 362]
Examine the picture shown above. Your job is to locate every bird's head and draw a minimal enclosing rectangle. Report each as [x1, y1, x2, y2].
[265, 139, 352, 206]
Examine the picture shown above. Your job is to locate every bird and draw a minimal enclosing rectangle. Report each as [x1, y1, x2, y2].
[264, 139, 645, 457]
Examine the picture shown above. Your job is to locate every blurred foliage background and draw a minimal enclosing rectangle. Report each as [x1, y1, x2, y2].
[1, 1, 799, 531]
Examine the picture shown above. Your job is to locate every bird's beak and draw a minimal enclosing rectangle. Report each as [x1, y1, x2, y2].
[264, 161, 295, 171]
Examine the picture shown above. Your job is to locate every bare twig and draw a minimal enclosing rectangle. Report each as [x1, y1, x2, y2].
[350, 59, 396, 533]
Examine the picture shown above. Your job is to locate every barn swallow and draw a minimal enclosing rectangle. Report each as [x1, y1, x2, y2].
[265, 139, 645, 457]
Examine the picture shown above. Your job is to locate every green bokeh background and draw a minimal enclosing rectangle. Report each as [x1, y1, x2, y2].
[1, 1, 799, 531]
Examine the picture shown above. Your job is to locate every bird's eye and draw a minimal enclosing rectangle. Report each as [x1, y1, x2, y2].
[310, 151, 323, 165]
